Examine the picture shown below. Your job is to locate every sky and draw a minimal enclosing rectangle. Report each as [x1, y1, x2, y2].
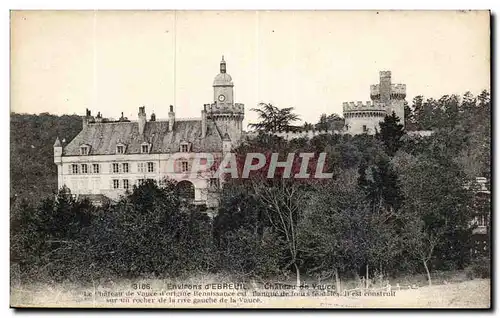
[10, 10, 490, 127]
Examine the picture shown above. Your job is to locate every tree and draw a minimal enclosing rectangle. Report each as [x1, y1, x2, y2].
[91, 179, 215, 278]
[248, 103, 301, 133]
[376, 112, 405, 157]
[10, 186, 95, 282]
[398, 154, 475, 277]
[404, 101, 418, 131]
[301, 170, 367, 291]
[10, 113, 83, 205]
[315, 113, 345, 132]
[413, 96, 443, 130]
[358, 155, 404, 213]
[302, 122, 314, 130]
[252, 179, 310, 287]
[405, 218, 441, 286]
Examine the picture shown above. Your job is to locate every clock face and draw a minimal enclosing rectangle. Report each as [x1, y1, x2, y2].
[218, 94, 226, 102]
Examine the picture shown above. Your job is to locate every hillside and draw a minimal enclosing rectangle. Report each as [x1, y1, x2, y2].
[10, 113, 82, 205]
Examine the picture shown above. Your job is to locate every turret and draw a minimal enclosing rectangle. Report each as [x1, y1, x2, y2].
[53, 137, 62, 164]
[138, 106, 146, 135]
[379, 71, 392, 104]
[53, 137, 64, 190]
[168, 105, 175, 132]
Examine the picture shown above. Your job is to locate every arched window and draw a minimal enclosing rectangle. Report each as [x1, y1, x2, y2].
[176, 180, 195, 201]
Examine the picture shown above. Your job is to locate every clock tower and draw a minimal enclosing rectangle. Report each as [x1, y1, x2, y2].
[213, 56, 234, 106]
[208, 56, 244, 144]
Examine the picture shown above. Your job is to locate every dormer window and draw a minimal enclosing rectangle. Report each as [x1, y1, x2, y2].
[116, 143, 126, 154]
[180, 142, 190, 153]
[141, 143, 150, 154]
[80, 145, 90, 155]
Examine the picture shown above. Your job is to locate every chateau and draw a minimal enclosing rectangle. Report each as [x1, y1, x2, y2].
[54, 57, 244, 207]
[54, 57, 412, 206]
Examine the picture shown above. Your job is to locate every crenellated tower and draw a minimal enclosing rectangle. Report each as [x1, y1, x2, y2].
[206, 56, 244, 144]
[343, 71, 406, 135]
[370, 71, 406, 125]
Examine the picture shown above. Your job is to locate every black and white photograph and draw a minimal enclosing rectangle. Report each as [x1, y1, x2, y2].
[9, 10, 491, 308]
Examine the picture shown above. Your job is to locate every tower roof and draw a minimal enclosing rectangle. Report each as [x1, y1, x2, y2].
[213, 55, 233, 87]
[213, 73, 233, 86]
[53, 137, 62, 147]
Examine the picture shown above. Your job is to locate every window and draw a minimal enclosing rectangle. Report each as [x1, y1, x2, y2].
[81, 164, 88, 174]
[116, 145, 125, 154]
[72, 164, 79, 174]
[112, 163, 119, 173]
[122, 163, 129, 173]
[181, 144, 189, 152]
[362, 125, 368, 132]
[123, 179, 129, 190]
[141, 144, 149, 153]
[137, 179, 145, 186]
[80, 146, 89, 155]
[209, 178, 220, 188]
[113, 179, 120, 189]
[476, 215, 487, 227]
[181, 161, 189, 172]
[92, 164, 100, 174]
[147, 162, 155, 173]
[138, 162, 146, 173]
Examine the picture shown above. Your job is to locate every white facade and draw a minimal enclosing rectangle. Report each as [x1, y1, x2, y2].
[54, 57, 242, 207]
[56, 153, 220, 204]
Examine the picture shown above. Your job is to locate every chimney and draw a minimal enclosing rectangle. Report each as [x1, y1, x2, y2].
[168, 105, 175, 131]
[138, 106, 146, 135]
[82, 108, 91, 128]
[95, 111, 103, 123]
[201, 105, 207, 138]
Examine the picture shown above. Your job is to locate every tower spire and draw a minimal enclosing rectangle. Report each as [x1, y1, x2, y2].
[220, 55, 226, 73]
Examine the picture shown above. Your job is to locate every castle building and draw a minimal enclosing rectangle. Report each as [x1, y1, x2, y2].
[54, 57, 244, 207]
[343, 71, 406, 135]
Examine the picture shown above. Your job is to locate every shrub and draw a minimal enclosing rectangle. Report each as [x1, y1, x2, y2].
[217, 227, 284, 279]
[465, 257, 490, 279]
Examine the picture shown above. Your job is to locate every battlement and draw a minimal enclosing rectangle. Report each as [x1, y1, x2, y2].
[343, 100, 386, 112]
[391, 84, 406, 96]
[205, 102, 245, 114]
[380, 70, 392, 79]
[370, 83, 406, 98]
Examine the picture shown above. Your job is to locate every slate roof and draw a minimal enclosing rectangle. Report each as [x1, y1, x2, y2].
[63, 119, 223, 156]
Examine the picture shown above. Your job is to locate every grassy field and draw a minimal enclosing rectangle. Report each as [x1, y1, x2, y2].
[11, 275, 490, 309]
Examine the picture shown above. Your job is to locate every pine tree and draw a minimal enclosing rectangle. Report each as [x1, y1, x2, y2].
[377, 112, 405, 157]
